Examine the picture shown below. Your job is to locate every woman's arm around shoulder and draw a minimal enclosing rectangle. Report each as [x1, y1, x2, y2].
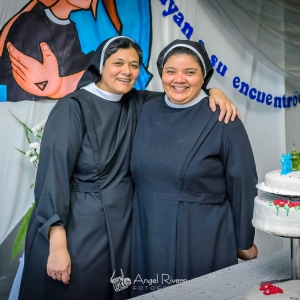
[208, 87, 241, 123]
[137, 88, 241, 123]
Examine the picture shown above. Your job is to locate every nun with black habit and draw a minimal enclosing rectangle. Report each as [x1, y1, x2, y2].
[18, 36, 239, 300]
[130, 39, 258, 296]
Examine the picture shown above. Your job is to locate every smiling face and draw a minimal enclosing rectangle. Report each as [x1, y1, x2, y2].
[162, 54, 204, 105]
[97, 48, 140, 95]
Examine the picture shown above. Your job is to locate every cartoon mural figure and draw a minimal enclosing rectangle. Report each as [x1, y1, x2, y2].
[0, 0, 151, 102]
[0, 1, 56, 57]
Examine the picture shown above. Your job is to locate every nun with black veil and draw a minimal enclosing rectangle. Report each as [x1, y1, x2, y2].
[130, 39, 258, 296]
[18, 36, 160, 300]
[18, 36, 239, 300]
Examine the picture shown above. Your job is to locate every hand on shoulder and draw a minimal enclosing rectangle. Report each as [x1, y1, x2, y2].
[208, 87, 241, 123]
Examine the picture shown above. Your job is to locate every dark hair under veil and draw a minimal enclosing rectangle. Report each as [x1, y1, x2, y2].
[77, 36, 143, 89]
[156, 39, 214, 91]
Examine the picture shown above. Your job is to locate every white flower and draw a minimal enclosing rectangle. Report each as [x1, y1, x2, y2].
[26, 150, 34, 156]
[39, 120, 46, 127]
[36, 146, 40, 155]
[29, 142, 40, 149]
[30, 155, 38, 163]
[31, 120, 46, 136]
[31, 126, 38, 136]
[31, 125, 40, 136]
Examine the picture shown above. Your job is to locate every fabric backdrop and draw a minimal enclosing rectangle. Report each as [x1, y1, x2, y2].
[0, 0, 299, 255]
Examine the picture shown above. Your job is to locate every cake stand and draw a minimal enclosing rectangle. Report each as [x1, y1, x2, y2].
[291, 237, 300, 280]
[285, 196, 300, 280]
[277, 195, 300, 280]
[259, 236, 300, 285]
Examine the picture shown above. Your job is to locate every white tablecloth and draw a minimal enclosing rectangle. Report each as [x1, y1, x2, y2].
[130, 249, 291, 300]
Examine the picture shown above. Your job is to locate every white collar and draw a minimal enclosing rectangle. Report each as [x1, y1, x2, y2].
[44, 8, 71, 25]
[164, 89, 207, 108]
[81, 83, 123, 102]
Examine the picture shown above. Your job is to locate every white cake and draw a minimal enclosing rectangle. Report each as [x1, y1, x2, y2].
[256, 169, 300, 196]
[246, 280, 300, 299]
[248, 168, 300, 299]
[252, 193, 300, 237]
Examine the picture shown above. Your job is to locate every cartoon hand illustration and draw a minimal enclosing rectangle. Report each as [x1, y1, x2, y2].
[0, 1, 38, 56]
[7, 41, 63, 97]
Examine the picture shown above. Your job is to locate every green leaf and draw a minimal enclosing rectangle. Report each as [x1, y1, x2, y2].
[275, 205, 280, 216]
[295, 206, 300, 211]
[283, 204, 290, 216]
[10, 202, 35, 264]
[30, 183, 35, 189]
[14, 147, 26, 155]
[9, 110, 33, 144]
[9, 110, 33, 133]
[269, 202, 274, 206]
